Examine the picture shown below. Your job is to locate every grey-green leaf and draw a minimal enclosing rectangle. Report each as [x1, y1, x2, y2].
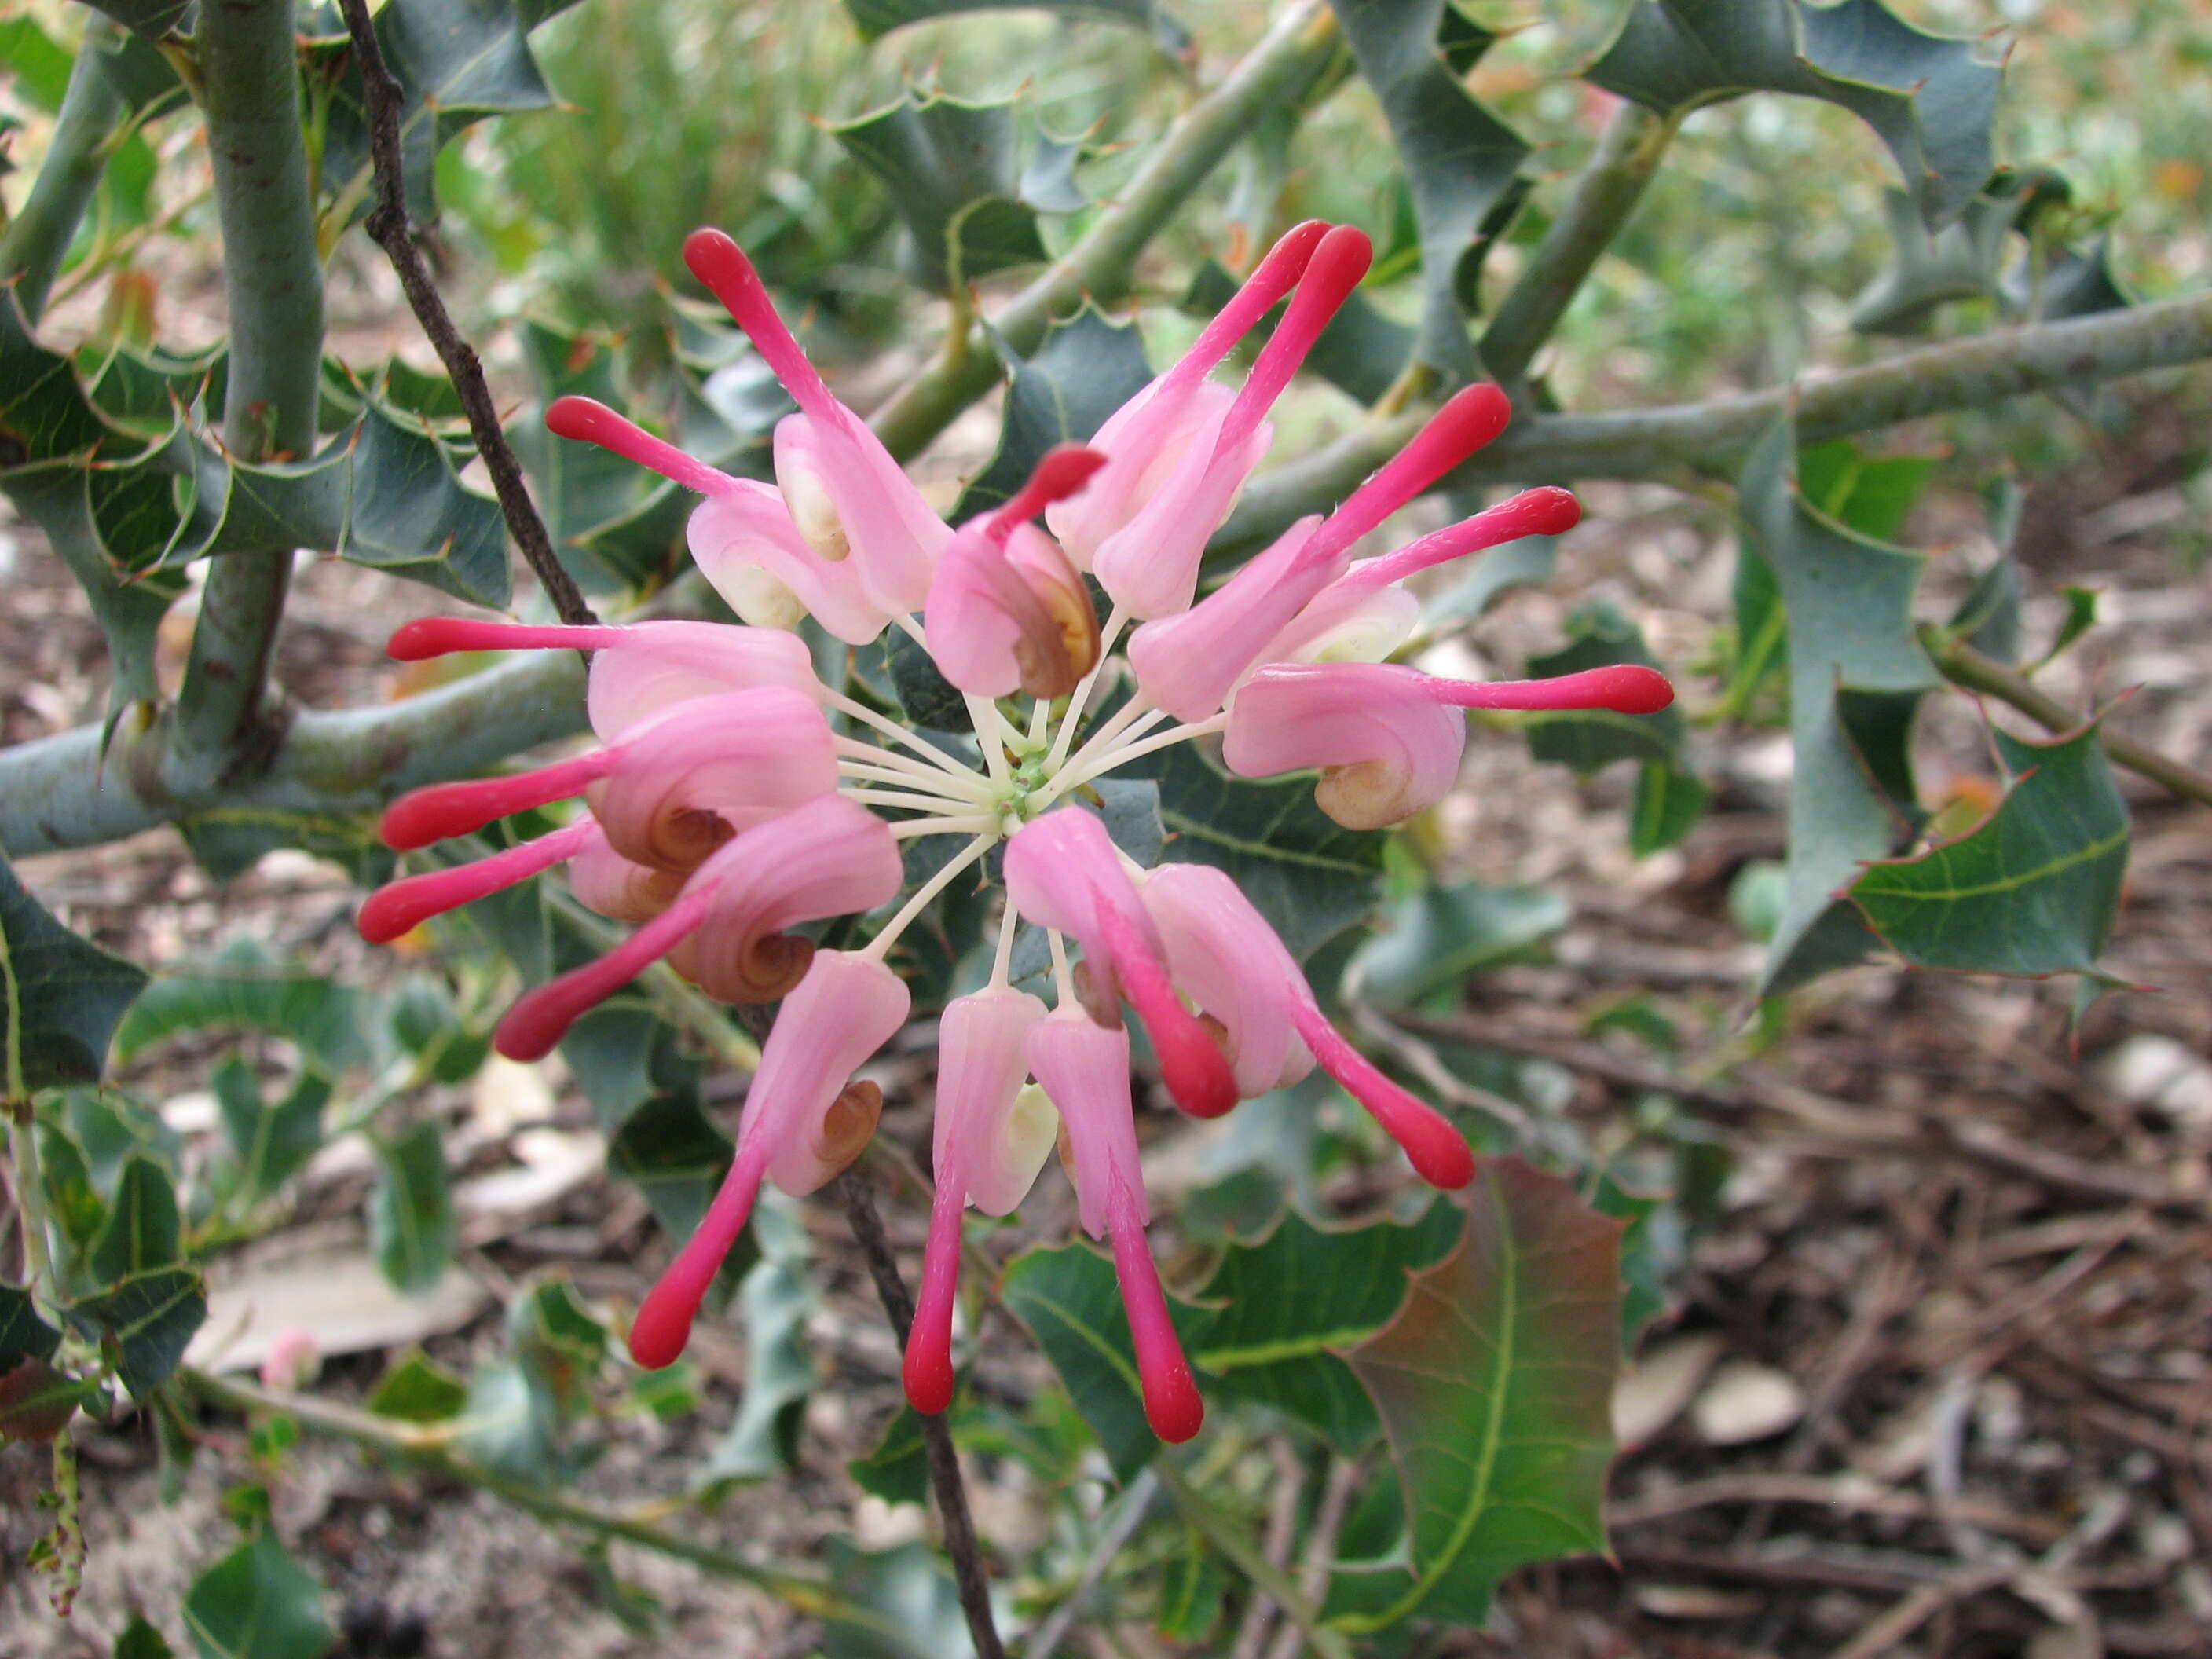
[950, 306, 1154, 522]
[0, 851, 148, 1097]
[182, 1529, 335, 1659]
[1329, 0, 1529, 377]
[62, 1265, 206, 1396]
[830, 90, 1090, 292]
[1849, 721, 2128, 978]
[370, 1121, 456, 1295]
[1585, 0, 2001, 226]
[1738, 415, 1936, 993]
[86, 1153, 182, 1286]
[841, 0, 1188, 54]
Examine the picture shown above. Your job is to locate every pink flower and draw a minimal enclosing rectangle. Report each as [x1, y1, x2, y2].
[381, 684, 836, 870]
[686, 229, 949, 615]
[357, 219, 1681, 1445]
[1125, 383, 1513, 721]
[629, 950, 910, 1370]
[1055, 222, 1370, 619]
[544, 395, 888, 643]
[1142, 864, 1473, 1188]
[1025, 1007, 1203, 1443]
[906, 987, 1053, 1415]
[924, 446, 1106, 699]
[1224, 661, 1674, 830]
[1002, 807, 1238, 1119]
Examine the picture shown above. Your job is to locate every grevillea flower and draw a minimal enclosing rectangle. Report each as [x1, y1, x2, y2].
[358, 221, 1677, 1445]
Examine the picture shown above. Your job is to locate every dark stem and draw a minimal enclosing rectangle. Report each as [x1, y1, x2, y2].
[335, 0, 597, 628]
[827, 1170, 1005, 1659]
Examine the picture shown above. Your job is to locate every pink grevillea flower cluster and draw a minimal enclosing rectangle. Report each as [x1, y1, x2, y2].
[360, 223, 1673, 1443]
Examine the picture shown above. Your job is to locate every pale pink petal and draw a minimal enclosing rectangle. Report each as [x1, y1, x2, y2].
[1220, 661, 1466, 830]
[674, 795, 903, 1003]
[907, 987, 1052, 1414]
[584, 621, 821, 738]
[1086, 228, 1374, 620]
[1027, 1008, 1203, 1442]
[1141, 865, 1472, 1188]
[924, 447, 1104, 698]
[1140, 865, 1314, 1098]
[772, 413, 949, 615]
[1126, 383, 1515, 720]
[1002, 808, 1237, 1118]
[628, 951, 907, 1370]
[687, 483, 888, 645]
[1046, 221, 1329, 569]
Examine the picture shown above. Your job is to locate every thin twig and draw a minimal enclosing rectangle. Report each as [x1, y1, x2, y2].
[1923, 628, 2212, 808]
[335, 0, 597, 628]
[827, 1170, 1005, 1659]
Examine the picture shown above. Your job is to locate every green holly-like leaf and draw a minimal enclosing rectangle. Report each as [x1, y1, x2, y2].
[1849, 721, 2128, 979]
[309, 0, 558, 225]
[1796, 436, 1939, 543]
[0, 1284, 64, 1370]
[86, 1154, 182, 1286]
[1155, 1538, 1227, 1642]
[1520, 601, 1685, 777]
[370, 1120, 456, 1295]
[1354, 883, 1570, 1008]
[1328, 0, 1529, 379]
[114, 941, 375, 1073]
[1850, 180, 2027, 336]
[849, 1398, 932, 1507]
[114, 1613, 177, 1659]
[1188, 1201, 1463, 1452]
[0, 851, 148, 1098]
[830, 89, 1091, 292]
[1001, 1235, 1208, 1481]
[6, 246, 506, 606]
[950, 306, 1155, 522]
[367, 1351, 471, 1423]
[181, 1528, 336, 1659]
[1629, 762, 1712, 858]
[213, 1057, 333, 1210]
[62, 1265, 206, 1397]
[840, 0, 1189, 55]
[1328, 1159, 1620, 1632]
[1738, 416, 1937, 993]
[509, 324, 683, 593]
[1120, 739, 1386, 959]
[1585, 0, 2002, 227]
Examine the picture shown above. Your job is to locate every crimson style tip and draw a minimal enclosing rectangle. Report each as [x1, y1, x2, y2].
[903, 1339, 956, 1417]
[1157, 1023, 1240, 1119]
[994, 445, 1111, 529]
[1437, 381, 1513, 446]
[544, 394, 613, 443]
[1519, 485, 1581, 537]
[1143, 1365, 1206, 1444]
[626, 1284, 699, 1372]
[357, 888, 426, 945]
[1600, 664, 1675, 714]
[387, 617, 467, 661]
[682, 226, 753, 291]
[379, 792, 458, 851]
